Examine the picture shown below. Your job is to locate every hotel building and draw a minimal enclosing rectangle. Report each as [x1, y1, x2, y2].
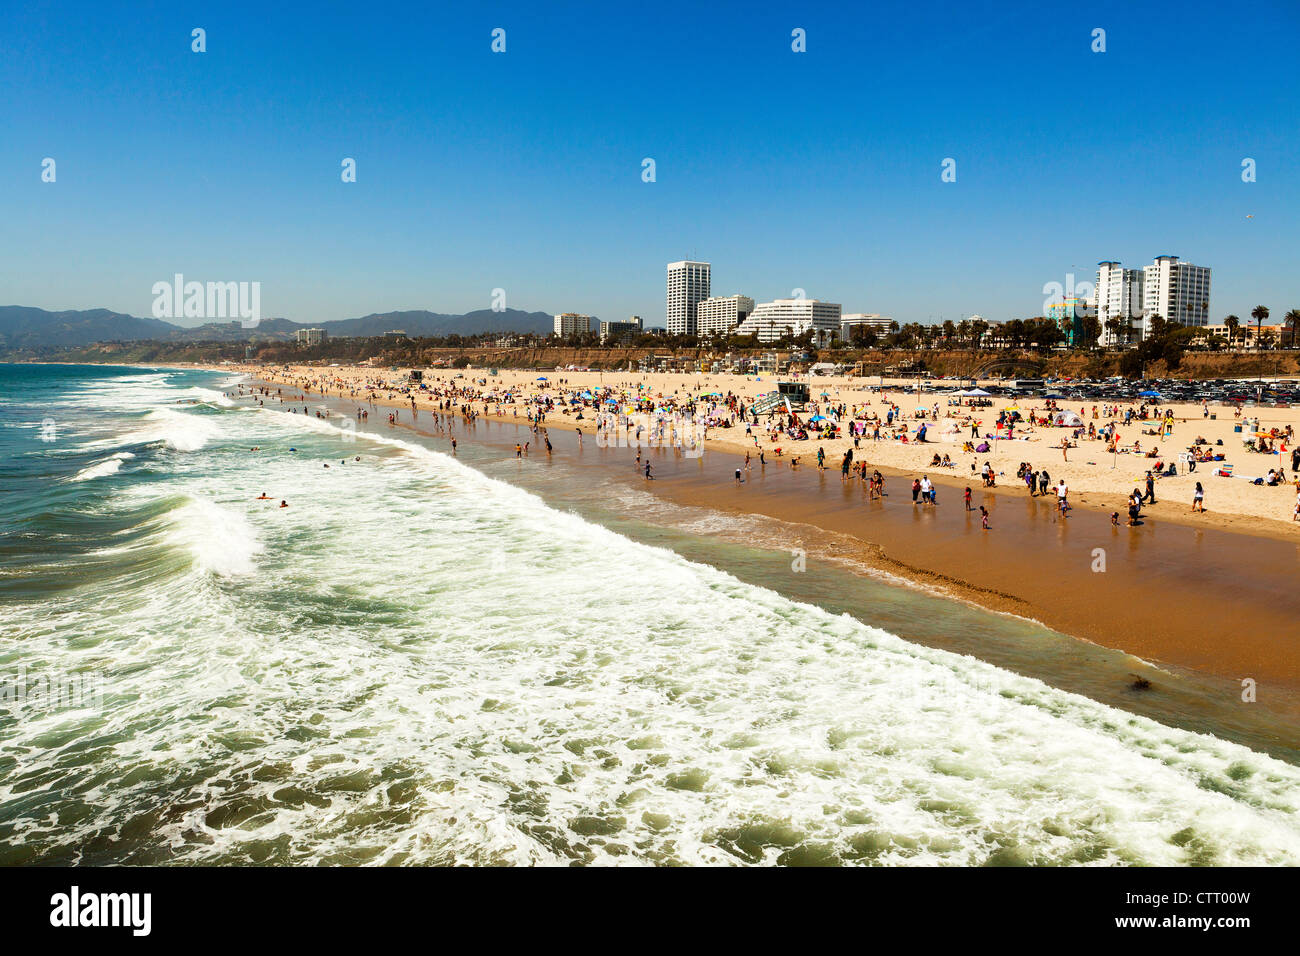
[840, 313, 895, 341]
[666, 260, 711, 336]
[736, 298, 842, 344]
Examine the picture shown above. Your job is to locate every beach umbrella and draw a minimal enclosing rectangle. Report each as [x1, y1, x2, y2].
[536, 376, 549, 381]
[1139, 390, 1161, 397]
[808, 415, 826, 423]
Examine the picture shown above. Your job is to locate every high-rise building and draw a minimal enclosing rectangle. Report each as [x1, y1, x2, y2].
[553, 313, 593, 337]
[296, 328, 327, 346]
[735, 298, 841, 344]
[599, 316, 643, 342]
[1142, 255, 1211, 330]
[666, 260, 711, 336]
[696, 295, 754, 338]
[1092, 261, 1145, 343]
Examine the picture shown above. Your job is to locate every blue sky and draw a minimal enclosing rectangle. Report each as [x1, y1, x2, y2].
[2, 0, 1297, 328]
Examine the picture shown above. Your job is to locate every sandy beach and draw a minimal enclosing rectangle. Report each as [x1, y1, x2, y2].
[209, 361, 1300, 696]
[230, 363, 1300, 534]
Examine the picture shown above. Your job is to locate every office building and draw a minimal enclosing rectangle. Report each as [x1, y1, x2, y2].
[666, 260, 711, 336]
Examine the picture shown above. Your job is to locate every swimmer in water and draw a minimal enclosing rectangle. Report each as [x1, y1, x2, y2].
[256, 493, 270, 500]
[279, 500, 289, 508]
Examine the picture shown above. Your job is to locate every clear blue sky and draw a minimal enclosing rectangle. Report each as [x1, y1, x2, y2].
[2, 0, 1297, 327]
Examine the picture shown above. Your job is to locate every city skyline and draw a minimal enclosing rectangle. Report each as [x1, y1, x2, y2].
[3, 0, 1297, 327]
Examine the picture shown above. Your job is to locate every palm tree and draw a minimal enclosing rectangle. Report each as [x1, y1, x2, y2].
[1285, 309, 1300, 349]
[1224, 315, 1240, 349]
[1251, 305, 1269, 349]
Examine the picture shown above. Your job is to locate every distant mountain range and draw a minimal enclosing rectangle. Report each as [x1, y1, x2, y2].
[0, 306, 558, 348]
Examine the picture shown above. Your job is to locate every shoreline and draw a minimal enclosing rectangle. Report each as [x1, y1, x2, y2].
[227, 366, 1300, 698]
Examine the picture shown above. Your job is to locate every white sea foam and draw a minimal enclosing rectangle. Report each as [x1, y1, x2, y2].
[69, 452, 135, 482]
[84, 406, 218, 452]
[3, 401, 1299, 866]
[166, 497, 263, 577]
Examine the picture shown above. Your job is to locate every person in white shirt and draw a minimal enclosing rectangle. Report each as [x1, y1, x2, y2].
[1056, 479, 1069, 516]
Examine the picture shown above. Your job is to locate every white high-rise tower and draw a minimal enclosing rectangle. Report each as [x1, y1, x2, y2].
[1143, 255, 1211, 330]
[666, 260, 711, 336]
[1093, 261, 1145, 343]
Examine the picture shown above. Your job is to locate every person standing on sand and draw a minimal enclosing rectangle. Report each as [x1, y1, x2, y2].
[1192, 482, 1204, 513]
[1056, 479, 1069, 517]
[1143, 471, 1157, 504]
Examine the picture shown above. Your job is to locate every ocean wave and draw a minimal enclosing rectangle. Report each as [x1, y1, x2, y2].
[69, 452, 135, 482]
[166, 497, 263, 577]
[80, 406, 218, 453]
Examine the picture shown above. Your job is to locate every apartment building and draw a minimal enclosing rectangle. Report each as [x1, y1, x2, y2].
[696, 295, 755, 338]
[1143, 255, 1212, 328]
[553, 313, 593, 337]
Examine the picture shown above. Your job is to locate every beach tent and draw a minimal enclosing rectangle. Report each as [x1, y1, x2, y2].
[957, 388, 991, 397]
[1139, 390, 1161, 398]
[1052, 410, 1084, 427]
[536, 376, 549, 381]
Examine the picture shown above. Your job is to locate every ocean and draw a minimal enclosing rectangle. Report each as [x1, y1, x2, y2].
[1, 363, 1298, 866]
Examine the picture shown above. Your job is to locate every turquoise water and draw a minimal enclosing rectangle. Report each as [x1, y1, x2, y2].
[1, 363, 1298, 866]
